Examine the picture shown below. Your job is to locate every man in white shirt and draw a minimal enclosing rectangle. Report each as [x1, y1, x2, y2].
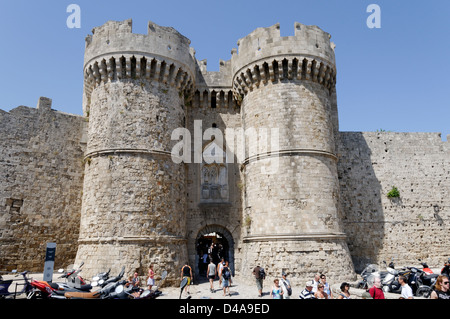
[399, 275, 414, 299]
[311, 273, 320, 293]
[280, 271, 292, 299]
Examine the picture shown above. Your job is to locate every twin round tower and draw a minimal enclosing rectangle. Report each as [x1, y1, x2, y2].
[75, 19, 356, 285]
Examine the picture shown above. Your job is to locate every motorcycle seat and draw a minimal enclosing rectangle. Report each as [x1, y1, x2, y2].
[423, 274, 439, 280]
[50, 283, 60, 290]
[79, 284, 92, 291]
[64, 291, 101, 299]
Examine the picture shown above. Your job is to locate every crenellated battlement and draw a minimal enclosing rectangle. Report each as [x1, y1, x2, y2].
[231, 22, 336, 72]
[84, 19, 194, 70]
[230, 23, 337, 101]
[83, 19, 197, 113]
[83, 20, 338, 111]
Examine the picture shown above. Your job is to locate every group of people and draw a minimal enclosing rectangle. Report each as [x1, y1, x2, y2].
[254, 269, 450, 300]
[126, 264, 156, 291]
[131, 262, 450, 300]
[252, 269, 338, 300]
[181, 258, 233, 296]
[252, 265, 293, 299]
[197, 242, 227, 277]
[252, 267, 337, 300]
[298, 273, 338, 299]
[364, 274, 450, 300]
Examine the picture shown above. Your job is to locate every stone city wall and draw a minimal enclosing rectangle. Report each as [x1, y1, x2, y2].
[0, 97, 87, 271]
[338, 132, 450, 271]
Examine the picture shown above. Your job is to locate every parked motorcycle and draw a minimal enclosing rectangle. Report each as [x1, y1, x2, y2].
[414, 260, 439, 298]
[406, 262, 438, 298]
[378, 259, 416, 294]
[0, 270, 34, 299]
[357, 264, 382, 289]
[91, 268, 111, 287]
[106, 270, 168, 299]
[29, 262, 93, 298]
[381, 260, 400, 293]
[0, 272, 14, 299]
[61, 266, 125, 299]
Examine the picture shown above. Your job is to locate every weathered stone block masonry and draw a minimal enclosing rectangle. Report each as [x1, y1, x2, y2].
[1, 19, 449, 286]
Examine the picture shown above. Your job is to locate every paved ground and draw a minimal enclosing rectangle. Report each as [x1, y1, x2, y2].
[159, 276, 296, 299]
[3, 268, 439, 299]
[0, 272, 372, 300]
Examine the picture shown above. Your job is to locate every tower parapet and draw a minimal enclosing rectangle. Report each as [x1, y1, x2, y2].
[83, 19, 195, 115]
[231, 23, 336, 101]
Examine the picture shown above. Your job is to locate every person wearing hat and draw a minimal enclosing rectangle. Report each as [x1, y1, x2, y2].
[299, 280, 315, 299]
[280, 271, 292, 299]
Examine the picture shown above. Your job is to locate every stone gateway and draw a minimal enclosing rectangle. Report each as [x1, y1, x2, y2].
[0, 19, 449, 287]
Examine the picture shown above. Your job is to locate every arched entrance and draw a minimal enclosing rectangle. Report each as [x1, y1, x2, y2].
[195, 225, 235, 279]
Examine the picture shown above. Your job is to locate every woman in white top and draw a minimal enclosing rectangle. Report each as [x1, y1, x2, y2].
[320, 274, 333, 299]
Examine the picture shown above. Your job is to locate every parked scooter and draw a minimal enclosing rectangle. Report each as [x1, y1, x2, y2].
[418, 259, 433, 275]
[106, 270, 168, 299]
[0, 272, 14, 299]
[381, 262, 412, 294]
[61, 266, 125, 299]
[406, 262, 436, 298]
[414, 259, 439, 298]
[357, 264, 381, 289]
[381, 260, 399, 293]
[91, 268, 111, 287]
[0, 270, 34, 299]
[29, 262, 93, 298]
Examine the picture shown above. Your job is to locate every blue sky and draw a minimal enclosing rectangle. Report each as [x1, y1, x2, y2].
[0, 0, 449, 139]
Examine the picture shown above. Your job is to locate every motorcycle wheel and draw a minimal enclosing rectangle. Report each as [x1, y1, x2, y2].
[415, 287, 431, 298]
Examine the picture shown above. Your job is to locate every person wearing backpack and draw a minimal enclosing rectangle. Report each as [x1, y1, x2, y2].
[253, 265, 265, 297]
[221, 261, 231, 296]
[280, 271, 292, 299]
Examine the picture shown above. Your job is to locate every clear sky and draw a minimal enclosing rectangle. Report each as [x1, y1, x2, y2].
[0, 0, 449, 139]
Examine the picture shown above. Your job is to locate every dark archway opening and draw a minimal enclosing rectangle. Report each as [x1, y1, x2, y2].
[196, 232, 229, 277]
[194, 226, 235, 280]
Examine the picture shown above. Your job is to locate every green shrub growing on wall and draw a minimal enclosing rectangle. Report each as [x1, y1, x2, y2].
[387, 186, 400, 198]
